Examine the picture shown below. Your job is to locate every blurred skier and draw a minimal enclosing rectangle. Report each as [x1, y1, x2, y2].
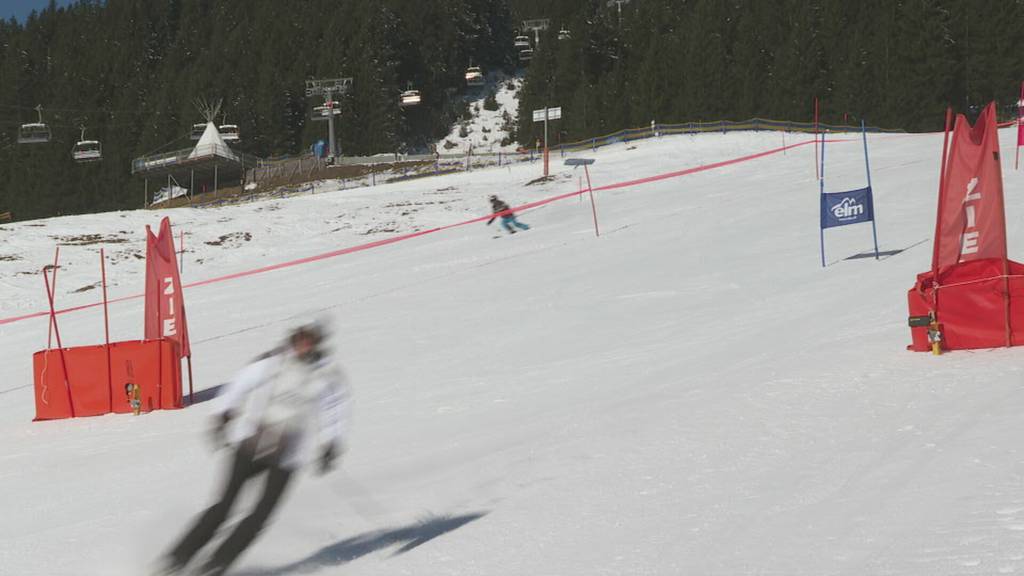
[155, 318, 352, 576]
[486, 194, 530, 234]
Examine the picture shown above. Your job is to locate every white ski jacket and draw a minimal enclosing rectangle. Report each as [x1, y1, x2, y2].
[214, 351, 352, 470]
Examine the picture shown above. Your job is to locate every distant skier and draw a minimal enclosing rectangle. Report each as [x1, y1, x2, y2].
[486, 194, 530, 234]
[155, 319, 352, 576]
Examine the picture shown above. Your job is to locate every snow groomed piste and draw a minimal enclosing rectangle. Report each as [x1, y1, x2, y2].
[0, 137, 819, 328]
[3, 127, 1024, 574]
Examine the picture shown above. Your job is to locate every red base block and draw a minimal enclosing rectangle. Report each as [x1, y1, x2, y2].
[908, 258, 1024, 352]
[33, 339, 182, 421]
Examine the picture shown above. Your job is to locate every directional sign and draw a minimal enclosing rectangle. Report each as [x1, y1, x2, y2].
[533, 107, 562, 122]
[564, 158, 595, 166]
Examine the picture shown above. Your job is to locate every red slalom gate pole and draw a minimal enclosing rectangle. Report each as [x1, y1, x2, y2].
[1016, 81, 1023, 171]
[584, 165, 600, 237]
[814, 96, 820, 180]
[179, 230, 185, 275]
[932, 107, 953, 278]
[43, 267, 75, 417]
[101, 248, 112, 412]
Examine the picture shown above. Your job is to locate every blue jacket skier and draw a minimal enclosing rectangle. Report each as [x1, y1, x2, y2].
[486, 195, 530, 234]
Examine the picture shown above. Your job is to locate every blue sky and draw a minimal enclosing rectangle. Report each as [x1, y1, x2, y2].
[4, 0, 75, 23]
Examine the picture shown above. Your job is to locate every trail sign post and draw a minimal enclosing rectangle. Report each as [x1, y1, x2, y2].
[533, 106, 562, 177]
[565, 158, 599, 237]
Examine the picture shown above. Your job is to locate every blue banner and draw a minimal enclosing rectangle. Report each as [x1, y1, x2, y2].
[820, 186, 875, 229]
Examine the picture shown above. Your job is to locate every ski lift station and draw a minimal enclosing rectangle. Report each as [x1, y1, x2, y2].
[132, 116, 258, 206]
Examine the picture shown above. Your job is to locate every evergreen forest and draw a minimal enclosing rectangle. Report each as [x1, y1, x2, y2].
[0, 0, 1020, 221]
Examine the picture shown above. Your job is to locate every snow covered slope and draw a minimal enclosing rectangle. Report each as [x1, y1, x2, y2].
[437, 72, 522, 154]
[2, 128, 1024, 576]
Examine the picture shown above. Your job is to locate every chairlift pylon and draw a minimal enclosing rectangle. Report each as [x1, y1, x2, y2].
[71, 126, 102, 163]
[18, 105, 51, 145]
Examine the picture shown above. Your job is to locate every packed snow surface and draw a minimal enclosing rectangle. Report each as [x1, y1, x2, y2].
[2, 128, 1024, 575]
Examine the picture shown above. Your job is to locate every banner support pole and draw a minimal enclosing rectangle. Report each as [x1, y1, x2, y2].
[932, 108, 953, 279]
[929, 108, 954, 324]
[187, 356, 194, 405]
[43, 268, 75, 417]
[101, 248, 112, 413]
[862, 120, 880, 260]
[819, 125, 827, 267]
[1016, 81, 1023, 171]
[47, 246, 60, 349]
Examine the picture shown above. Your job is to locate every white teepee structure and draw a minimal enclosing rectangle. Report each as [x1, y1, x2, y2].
[189, 99, 238, 161]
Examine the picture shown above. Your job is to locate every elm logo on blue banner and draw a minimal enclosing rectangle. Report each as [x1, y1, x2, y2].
[821, 187, 874, 229]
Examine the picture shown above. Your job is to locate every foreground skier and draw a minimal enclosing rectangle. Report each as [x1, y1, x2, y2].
[155, 319, 352, 576]
[486, 194, 530, 234]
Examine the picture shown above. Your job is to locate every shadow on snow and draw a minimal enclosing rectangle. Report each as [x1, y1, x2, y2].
[237, 511, 488, 575]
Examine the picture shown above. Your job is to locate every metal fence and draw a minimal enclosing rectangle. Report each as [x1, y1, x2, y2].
[131, 144, 261, 175]
[183, 116, 905, 209]
[553, 117, 904, 155]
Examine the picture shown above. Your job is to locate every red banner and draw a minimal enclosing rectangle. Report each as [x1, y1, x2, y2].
[932, 102, 1007, 271]
[144, 217, 190, 358]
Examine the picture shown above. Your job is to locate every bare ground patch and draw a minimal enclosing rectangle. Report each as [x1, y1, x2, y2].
[205, 232, 252, 247]
[51, 234, 130, 246]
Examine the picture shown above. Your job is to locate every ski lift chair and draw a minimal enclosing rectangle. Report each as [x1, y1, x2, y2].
[18, 123, 51, 144]
[72, 140, 102, 163]
[190, 123, 205, 140]
[465, 67, 485, 88]
[219, 124, 240, 142]
[399, 89, 422, 108]
[558, 28, 571, 41]
[514, 35, 531, 50]
[519, 48, 534, 62]
[18, 106, 51, 145]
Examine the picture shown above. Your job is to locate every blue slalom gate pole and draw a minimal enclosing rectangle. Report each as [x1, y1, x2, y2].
[862, 119, 880, 260]
[819, 130, 827, 268]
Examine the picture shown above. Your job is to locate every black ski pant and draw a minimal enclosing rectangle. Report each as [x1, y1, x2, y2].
[167, 437, 294, 575]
